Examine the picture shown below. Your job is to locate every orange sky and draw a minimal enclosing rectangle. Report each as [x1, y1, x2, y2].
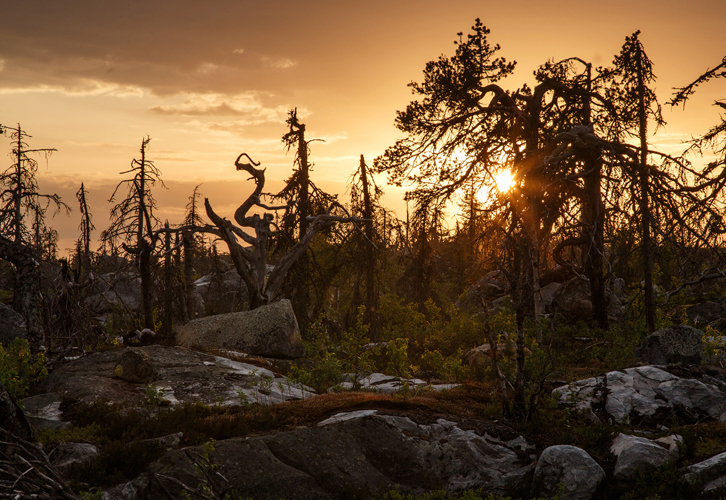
[1, 0, 724, 254]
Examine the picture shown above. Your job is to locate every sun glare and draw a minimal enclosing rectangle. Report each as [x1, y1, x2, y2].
[495, 170, 514, 193]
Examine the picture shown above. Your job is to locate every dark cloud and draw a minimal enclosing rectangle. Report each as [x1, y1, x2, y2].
[0, 0, 375, 96]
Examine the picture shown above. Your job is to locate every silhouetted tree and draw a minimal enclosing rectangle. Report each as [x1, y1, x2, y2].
[75, 182, 94, 275]
[102, 136, 164, 330]
[601, 31, 664, 331]
[0, 124, 67, 349]
[180, 184, 206, 321]
[267, 109, 338, 326]
[205, 152, 363, 310]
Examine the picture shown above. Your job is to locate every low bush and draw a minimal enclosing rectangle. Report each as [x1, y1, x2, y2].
[0, 337, 47, 401]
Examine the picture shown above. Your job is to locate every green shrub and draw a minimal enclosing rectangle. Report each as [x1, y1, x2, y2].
[290, 315, 344, 393]
[0, 338, 47, 401]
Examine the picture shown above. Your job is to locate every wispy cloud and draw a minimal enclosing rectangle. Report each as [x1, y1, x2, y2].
[150, 92, 289, 123]
[154, 156, 195, 162]
[316, 132, 348, 144]
[261, 56, 297, 69]
[0, 80, 145, 98]
[196, 62, 220, 74]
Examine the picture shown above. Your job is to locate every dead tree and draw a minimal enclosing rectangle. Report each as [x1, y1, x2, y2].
[181, 184, 206, 321]
[102, 136, 164, 330]
[75, 182, 94, 275]
[0, 124, 67, 350]
[267, 110, 338, 326]
[205, 153, 365, 310]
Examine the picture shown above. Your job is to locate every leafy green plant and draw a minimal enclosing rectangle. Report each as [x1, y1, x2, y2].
[385, 338, 411, 379]
[0, 338, 47, 401]
[702, 324, 725, 364]
[145, 384, 163, 406]
[341, 306, 379, 387]
[236, 389, 250, 406]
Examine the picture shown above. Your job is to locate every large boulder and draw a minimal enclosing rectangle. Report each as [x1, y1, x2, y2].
[178, 299, 305, 359]
[146, 410, 534, 499]
[0, 302, 27, 346]
[682, 451, 726, 497]
[532, 445, 604, 500]
[636, 324, 703, 365]
[553, 366, 726, 424]
[610, 433, 679, 479]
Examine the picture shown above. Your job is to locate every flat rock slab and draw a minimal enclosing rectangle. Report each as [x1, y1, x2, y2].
[336, 372, 460, 393]
[29, 345, 314, 420]
[553, 365, 726, 424]
[146, 411, 535, 499]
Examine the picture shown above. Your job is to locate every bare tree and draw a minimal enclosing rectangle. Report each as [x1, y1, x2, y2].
[205, 153, 364, 310]
[75, 182, 95, 275]
[101, 136, 164, 330]
[181, 184, 206, 321]
[0, 124, 68, 349]
[0, 124, 65, 244]
[267, 109, 338, 326]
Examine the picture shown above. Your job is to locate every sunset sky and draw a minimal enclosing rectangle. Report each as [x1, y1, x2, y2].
[1, 0, 724, 254]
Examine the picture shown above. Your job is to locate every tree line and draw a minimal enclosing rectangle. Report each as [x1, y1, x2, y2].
[0, 24, 724, 416]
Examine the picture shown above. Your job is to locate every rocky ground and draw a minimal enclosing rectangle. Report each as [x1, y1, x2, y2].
[6, 272, 726, 499]
[5, 340, 726, 500]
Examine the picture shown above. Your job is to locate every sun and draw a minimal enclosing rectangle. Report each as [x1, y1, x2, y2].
[494, 170, 514, 193]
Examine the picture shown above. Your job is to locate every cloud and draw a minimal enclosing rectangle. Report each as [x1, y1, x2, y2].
[261, 56, 297, 69]
[63, 140, 132, 150]
[0, 80, 145, 98]
[315, 132, 348, 144]
[153, 156, 195, 162]
[196, 62, 220, 75]
[233, 48, 245, 55]
[150, 92, 289, 123]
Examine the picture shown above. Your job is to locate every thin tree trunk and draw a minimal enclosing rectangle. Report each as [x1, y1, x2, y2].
[583, 157, 608, 329]
[359, 155, 377, 334]
[183, 232, 194, 322]
[162, 221, 173, 336]
[637, 43, 656, 332]
[14, 127, 23, 243]
[581, 64, 609, 329]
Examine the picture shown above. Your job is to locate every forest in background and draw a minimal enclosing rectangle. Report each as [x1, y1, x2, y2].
[1, 21, 725, 421]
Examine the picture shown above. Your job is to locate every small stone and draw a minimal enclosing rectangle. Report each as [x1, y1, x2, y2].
[115, 348, 157, 383]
